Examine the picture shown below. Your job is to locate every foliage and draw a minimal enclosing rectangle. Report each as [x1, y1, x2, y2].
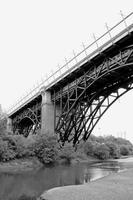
[93, 143, 110, 160]
[0, 130, 132, 163]
[114, 137, 132, 146]
[84, 140, 96, 156]
[0, 138, 16, 161]
[33, 134, 58, 164]
[106, 142, 120, 159]
[83, 135, 133, 160]
[13, 135, 29, 158]
[58, 143, 75, 163]
[0, 134, 36, 161]
[37, 147, 57, 164]
[120, 145, 130, 156]
[0, 118, 7, 136]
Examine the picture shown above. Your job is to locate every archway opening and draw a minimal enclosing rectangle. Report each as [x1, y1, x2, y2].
[18, 117, 35, 137]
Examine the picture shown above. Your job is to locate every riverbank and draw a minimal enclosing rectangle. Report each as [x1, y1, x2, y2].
[0, 155, 98, 173]
[39, 157, 133, 200]
[0, 157, 43, 173]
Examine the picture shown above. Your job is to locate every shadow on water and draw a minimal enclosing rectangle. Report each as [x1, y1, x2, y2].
[0, 160, 132, 200]
[8, 194, 36, 200]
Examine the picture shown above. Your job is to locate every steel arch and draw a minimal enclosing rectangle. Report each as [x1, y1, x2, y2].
[70, 80, 133, 145]
[55, 45, 133, 145]
[12, 105, 41, 135]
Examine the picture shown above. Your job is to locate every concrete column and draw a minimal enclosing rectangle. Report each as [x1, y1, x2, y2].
[7, 118, 12, 133]
[41, 89, 55, 135]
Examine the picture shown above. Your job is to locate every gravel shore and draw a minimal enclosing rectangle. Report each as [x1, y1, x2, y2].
[39, 158, 133, 200]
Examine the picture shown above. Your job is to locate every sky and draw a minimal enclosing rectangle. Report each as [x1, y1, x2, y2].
[0, 0, 133, 143]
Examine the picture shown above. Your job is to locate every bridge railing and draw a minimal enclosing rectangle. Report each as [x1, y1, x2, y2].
[7, 12, 133, 116]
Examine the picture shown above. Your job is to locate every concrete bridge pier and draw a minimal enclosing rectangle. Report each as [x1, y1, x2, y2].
[41, 90, 55, 135]
[7, 118, 12, 133]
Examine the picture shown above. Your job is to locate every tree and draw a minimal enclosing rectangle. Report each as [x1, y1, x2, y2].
[58, 143, 75, 163]
[84, 140, 96, 156]
[106, 142, 120, 159]
[0, 138, 16, 161]
[0, 118, 7, 136]
[94, 143, 110, 160]
[34, 134, 58, 164]
[120, 145, 130, 156]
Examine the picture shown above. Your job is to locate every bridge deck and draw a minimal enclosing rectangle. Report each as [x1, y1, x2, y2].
[8, 13, 133, 117]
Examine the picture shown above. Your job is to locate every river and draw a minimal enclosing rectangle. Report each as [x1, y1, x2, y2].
[0, 158, 133, 200]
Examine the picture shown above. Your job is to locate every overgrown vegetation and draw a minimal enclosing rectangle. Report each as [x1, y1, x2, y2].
[0, 118, 133, 164]
[83, 135, 133, 160]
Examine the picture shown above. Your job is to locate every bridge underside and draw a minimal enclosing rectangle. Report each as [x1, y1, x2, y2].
[9, 31, 133, 146]
[53, 43, 133, 145]
[11, 98, 41, 137]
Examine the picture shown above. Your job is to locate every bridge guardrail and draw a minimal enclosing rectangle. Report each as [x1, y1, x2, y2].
[7, 12, 133, 116]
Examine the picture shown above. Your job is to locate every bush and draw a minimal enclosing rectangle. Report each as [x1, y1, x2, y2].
[37, 147, 57, 164]
[120, 145, 130, 156]
[58, 143, 75, 163]
[33, 134, 56, 152]
[0, 133, 59, 164]
[0, 117, 7, 136]
[0, 139, 16, 161]
[94, 143, 110, 160]
[0, 131, 132, 164]
[12, 135, 28, 158]
[84, 141, 96, 156]
[33, 134, 58, 164]
[2, 135, 17, 151]
[106, 142, 120, 159]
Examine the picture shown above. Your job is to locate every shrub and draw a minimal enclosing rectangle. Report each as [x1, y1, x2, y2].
[94, 143, 110, 160]
[0, 117, 7, 136]
[106, 142, 120, 159]
[120, 145, 130, 156]
[84, 141, 96, 156]
[37, 147, 57, 164]
[58, 143, 75, 163]
[33, 134, 58, 164]
[0, 139, 16, 161]
[2, 135, 17, 151]
[12, 135, 28, 158]
[2, 134, 36, 158]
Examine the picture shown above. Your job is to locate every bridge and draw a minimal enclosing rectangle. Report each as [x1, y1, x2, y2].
[7, 12, 133, 145]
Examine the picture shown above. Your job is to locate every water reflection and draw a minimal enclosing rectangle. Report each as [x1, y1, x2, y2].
[0, 160, 131, 200]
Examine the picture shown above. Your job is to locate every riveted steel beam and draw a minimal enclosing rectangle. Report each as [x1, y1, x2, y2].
[53, 45, 133, 146]
[12, 101, 41, 136]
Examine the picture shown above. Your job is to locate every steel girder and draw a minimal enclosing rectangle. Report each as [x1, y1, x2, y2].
[54, 45, 133, 146]
[12, 101, 41, 136]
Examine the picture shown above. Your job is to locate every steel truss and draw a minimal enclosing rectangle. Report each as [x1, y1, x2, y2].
[54, 44, 133, 146]
[12, 101, 41, 136]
